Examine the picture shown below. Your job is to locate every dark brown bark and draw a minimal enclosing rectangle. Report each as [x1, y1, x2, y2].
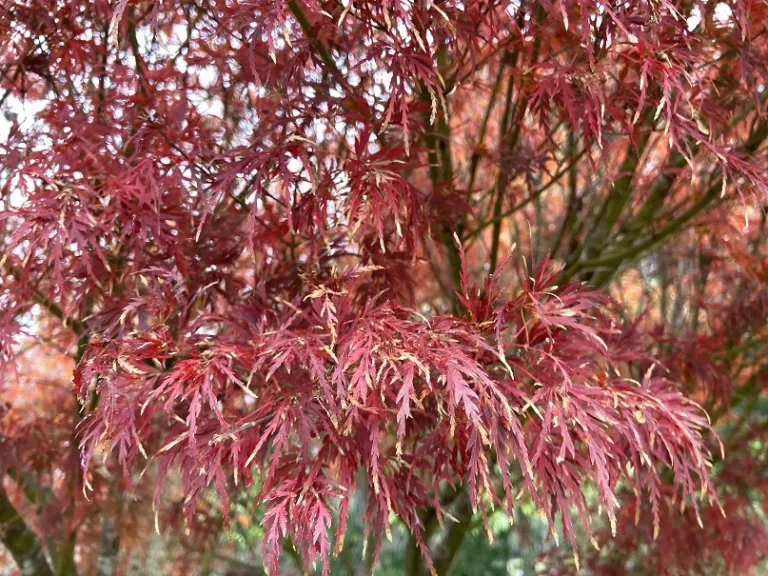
[0, 483, 54, 576]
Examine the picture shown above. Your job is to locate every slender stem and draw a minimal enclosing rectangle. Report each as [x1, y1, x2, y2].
[465, 63, 505, 200]
[287, 1, 344, 86]
[488, 73, 517, 274]
[287, 0, 386, 145]
[419, 48, 463, 314]
[463, 148, 586, 243]
[549, 129, 580, 257]
[5, 266, 83, 335]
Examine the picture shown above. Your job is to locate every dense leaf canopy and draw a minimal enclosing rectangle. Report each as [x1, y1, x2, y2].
[1, 0, 767, 574]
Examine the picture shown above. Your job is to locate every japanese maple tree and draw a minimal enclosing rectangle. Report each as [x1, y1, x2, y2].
[1, 0, 767, 575]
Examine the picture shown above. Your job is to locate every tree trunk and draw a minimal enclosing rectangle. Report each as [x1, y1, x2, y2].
[0, 483, 55, 576]
[96, 514, 120, 576]
[405, 488, 474, 576]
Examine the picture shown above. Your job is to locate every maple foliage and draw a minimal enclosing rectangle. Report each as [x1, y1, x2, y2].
[1, 0, 767, 575]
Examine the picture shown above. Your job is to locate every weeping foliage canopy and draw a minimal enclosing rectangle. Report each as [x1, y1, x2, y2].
[1, 0, 767, 575]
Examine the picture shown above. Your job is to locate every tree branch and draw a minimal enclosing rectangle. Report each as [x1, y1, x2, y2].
[462, 148, 586, 243]
[563, 118, 768, 287]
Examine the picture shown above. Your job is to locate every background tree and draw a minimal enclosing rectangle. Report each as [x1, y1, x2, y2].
[1, 0, 767, 575]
